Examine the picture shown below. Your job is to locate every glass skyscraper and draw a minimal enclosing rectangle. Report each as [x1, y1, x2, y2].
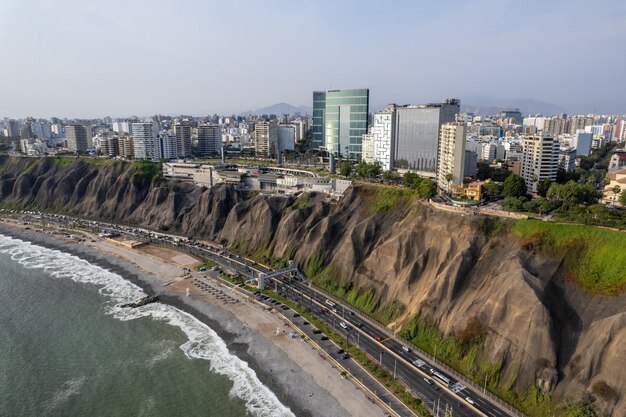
[311, 88, 369, 158]
[393, 99, 460, 173]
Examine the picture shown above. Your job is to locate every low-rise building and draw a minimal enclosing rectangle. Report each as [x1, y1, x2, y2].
[450, 181, 483, 201]
[602, 168, 626, 205]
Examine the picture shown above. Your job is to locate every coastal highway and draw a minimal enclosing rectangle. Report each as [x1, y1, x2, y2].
[191, 247, 512, 417]
[16, 212, 522, 417]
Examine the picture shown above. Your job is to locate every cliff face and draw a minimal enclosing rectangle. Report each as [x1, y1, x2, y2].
[2, 156, 626, 416]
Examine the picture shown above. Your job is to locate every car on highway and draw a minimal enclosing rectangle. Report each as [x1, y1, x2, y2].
[402, 346, 410, 353]
[374, 336, 382, 341]
[423, 378, 432, 385]
[339, 321, 348, 330]
[312, 329, 322, 334]
[336, 349, 344, 354]
[342, 354, 350, 360]
[465, 397, 475, 406]
[320, 336, 329, 341]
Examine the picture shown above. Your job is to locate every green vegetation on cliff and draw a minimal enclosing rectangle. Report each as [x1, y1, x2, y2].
[512, 220, 626, 295]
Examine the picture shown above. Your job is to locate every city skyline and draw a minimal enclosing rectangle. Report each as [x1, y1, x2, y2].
[1, 0, 625, 118]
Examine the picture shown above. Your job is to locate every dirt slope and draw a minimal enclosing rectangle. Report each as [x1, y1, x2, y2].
[1, 156, 625, 416]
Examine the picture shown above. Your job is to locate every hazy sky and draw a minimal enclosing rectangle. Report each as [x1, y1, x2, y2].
[1, 0, 625, 118]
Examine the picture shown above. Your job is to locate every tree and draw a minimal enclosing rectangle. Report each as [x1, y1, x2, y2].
[382, 170, 400, 184]
[338, 161, 352, 177]
[482, 181, 502, 199]
[620, 190, 626, 206]
[476, 162, 490, 180]
[612, 185, 622, 200]
[403, 172, 421, 188]
[503, 174, 527, 198]
[355, 160, 381, 179]
[416, 178, 437, 199]
[537, 179, 553, 197]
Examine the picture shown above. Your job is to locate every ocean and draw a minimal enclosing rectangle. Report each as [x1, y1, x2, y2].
[0, 233, 294, 417]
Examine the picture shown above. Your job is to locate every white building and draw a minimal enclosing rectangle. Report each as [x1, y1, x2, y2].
[521, 134, 559, 193]
[363, 105, 395, 171]
[361, 133, 375, 165]
[254, 121, 277, 158]
[132, 122, 160, 160]
[112, 121, 133, 134]
[437, 122, 466, 190]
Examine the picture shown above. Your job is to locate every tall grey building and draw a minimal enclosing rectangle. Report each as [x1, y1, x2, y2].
[66, 124, 90, 152]
[197, 124, 221, 157]
[6, 119, 20, 138]
[132, 122, 159, 160]
[174, 122, 192, 157]
[311, 88, 369, 158]
[393, 99, 459, 174]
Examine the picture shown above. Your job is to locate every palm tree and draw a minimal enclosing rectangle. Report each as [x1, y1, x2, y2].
[612, 185, 622, 203]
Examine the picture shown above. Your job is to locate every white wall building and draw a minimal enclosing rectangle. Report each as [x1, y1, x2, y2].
[132, 122, 160, 160]
[363, 105, 395, 171]
[437, 122, 466, 190]
[159, 132, 178, 160]
[521, 134, 559, 193]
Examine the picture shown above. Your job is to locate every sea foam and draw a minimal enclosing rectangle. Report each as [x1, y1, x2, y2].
[0, 234, 295, 417]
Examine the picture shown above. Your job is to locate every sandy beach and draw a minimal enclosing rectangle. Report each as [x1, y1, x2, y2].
[0, 219, 387, 417]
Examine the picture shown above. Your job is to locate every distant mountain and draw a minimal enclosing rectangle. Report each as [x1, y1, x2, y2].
[239, 103, 312, 116]
[461, 97, 568, 116]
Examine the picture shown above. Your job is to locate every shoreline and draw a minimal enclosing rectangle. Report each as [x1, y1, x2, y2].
[0, 221, 382, 417]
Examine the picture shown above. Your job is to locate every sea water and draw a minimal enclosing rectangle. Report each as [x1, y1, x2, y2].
[0, 234, 294, 417]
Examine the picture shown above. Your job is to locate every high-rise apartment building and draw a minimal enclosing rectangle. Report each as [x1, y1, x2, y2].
[132, 122, 159, 160]
[174, 122, 192, 157]
[158, 132, 178, 160]
[6, 119, 20, 138]
[98, 136, 120, 157]
[437, 122, 467, 190]
[311, 88, 369, 158]
[197, 125, 221, 157]
[254, 120, 277, 158]
[393, 99, 459, 174]
[119, 136, 134, 159]
[521, 134, 559, 193]
[66, 124, 90, 152]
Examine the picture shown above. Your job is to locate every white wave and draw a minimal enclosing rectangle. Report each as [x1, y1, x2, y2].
[46, 376, 87, 411]
[0, 234, 295, 417]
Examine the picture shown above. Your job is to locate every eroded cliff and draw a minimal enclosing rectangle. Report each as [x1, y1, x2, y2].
[1, 156, 625, 417]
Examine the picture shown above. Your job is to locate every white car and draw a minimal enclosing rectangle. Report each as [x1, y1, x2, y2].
[465, 397, 475, 405]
